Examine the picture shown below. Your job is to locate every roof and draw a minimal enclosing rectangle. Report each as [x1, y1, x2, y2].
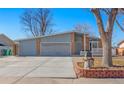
[118, 40, 124, 46]
[89, 36, 100, 41]
[15, 31, 100, 42]
[0, 34, 15, 44]
[15, 31, 83, 41]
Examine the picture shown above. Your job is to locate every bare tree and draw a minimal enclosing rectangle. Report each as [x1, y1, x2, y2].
[91, 8, 124, 67]
[21, 8, 53, 37]
[74, 23, 96, 37]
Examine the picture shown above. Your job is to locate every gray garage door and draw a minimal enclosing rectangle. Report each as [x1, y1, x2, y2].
[40, 42, 71, 56]
[19, 40, 36, 56]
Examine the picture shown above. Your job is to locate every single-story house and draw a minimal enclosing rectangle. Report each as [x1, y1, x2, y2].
[0, 34, 16, 56]
[15, 31, 102, 56]
[117, 40, 124, 56]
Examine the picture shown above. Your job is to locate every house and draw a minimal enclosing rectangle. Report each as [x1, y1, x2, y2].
[16, 31, 102, 56]
[0, 34, 16, 56]
[117, 40, 124, 56]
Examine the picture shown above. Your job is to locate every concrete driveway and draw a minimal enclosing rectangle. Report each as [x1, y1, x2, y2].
[0, 56, 124, 84]
[0, 56, 76, 83]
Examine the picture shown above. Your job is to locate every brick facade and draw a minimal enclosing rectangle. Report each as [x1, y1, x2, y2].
[36, 38, 41, 56]
[71, 32, 75, 55]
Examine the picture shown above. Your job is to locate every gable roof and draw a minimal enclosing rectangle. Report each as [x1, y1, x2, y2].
[0, 34, 15, 46]
[118, 40, 124, 46]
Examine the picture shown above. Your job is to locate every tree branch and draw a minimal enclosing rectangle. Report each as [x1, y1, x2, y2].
[91, 8, 106, 39]
[116, 20, 124, 32]
[106, 9, 118, 35]
[101, 8, 124, 33]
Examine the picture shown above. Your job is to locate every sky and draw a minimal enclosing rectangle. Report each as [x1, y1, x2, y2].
[0, 8, 124, 45]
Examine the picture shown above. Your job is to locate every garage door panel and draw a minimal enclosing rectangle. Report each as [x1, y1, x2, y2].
[19, 40, 36, 56]
[41, 43, 71, 56]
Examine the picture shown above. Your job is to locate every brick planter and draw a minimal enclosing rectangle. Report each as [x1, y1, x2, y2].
[74, 62, 124, 78]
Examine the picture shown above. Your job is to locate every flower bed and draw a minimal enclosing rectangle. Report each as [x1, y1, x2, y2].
[74, 62, 124, 78]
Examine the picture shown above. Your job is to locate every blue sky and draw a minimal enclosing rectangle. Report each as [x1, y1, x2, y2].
[0, 8, 124, 45]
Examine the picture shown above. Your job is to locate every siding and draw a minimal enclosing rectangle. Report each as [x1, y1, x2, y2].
[75, 33, 82, 54]
[41, 33, 71, 42]
[82, 34, 89, 50]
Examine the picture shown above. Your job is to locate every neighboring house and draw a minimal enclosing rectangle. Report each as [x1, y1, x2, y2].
[16, 31, 102, 56]
[117, 40, 124, 56]
[0, 34, 16, 55]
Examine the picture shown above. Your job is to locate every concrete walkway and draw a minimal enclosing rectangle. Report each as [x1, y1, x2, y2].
[16, 77, 124, 84]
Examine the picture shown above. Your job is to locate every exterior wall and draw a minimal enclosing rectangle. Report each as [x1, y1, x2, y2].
[117, 48, 124, 56]
[82, 34, 89, 50]
[13, 44, 17, 56]
[119, 42, 124, 48]
[18, 33, 72, 56]
[70, 32, 75, 55]
[36, 38, 41, 56]
[17, 32, 103, 56]
[75, 33, 82, 54]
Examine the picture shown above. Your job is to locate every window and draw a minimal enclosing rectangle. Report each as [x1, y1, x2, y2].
[92, 42, 97, 48]
[89, 41, 98, 50]
[0, 43, 5, 46]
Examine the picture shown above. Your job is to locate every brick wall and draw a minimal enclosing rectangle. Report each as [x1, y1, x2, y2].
[74, 62, 124, 78]
[71, 32, 75, 55]
[36, 38, 41, 56]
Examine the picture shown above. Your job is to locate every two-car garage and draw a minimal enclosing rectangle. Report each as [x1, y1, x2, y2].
[17, 32, 73, 56]
[17, 32, 84, 56]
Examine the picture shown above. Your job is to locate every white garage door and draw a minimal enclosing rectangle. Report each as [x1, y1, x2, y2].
[19, 40, 36, 56]
[41, 42, 71, 56]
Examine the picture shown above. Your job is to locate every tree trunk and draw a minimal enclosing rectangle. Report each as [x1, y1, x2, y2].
[102, 38, 112, 67]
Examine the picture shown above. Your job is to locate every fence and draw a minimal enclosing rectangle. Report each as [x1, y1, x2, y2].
[80, 48, 117, 57]
[92, 48, 103, 56]
[80, 48, 103, 57]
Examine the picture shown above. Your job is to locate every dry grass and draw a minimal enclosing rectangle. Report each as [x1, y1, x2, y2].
[72, 56, 124, 67]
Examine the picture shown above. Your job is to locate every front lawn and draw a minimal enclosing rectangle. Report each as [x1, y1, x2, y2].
[72, 56, 124, 67]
